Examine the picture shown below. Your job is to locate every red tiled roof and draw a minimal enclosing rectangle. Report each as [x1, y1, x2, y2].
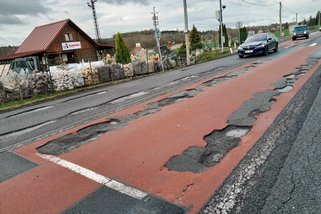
[0, 19, 115, 62]
[0, 51, 43, 61]
[16, 19, 70, 54]
[15, 19, 105, 55]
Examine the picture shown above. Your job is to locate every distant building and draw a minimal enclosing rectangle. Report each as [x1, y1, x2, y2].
[0, 19, 114, 66]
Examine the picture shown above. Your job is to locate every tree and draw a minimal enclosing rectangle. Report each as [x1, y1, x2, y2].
[219, 24, 229, 47]
[115, 33, 131, 64]
[189, 25, 202, 51]
[177, 40, 187, 57]
[240, 26, 248, 44]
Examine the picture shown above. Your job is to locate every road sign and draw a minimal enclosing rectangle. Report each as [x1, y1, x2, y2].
[154, 28, 161, 40]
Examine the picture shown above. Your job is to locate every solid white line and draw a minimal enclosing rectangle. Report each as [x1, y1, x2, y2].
[110, 91, 148, 104]
[38, 154, 147, 200]
[309, 43, 318, 47]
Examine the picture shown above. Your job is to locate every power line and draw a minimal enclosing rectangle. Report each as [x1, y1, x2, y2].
[240, 0, 275, 7]
[282, 4, 296, 15]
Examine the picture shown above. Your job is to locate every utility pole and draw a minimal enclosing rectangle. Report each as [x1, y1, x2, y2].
[236, 21, 242, 44]
[219, 0, 224, 52]
[151, 7, 164, 72]
[88, 0, 101, 43]
[296, 13, 298, 25]
[279, 2, 282, 37]
[319, 11, 321, 27]
[183, 0, 190, 66]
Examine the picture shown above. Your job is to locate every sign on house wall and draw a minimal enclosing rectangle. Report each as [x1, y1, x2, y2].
[62, 41, 81, 51]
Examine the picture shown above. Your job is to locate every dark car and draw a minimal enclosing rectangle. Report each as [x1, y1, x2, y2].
[238, 33, 278, 58]
[292, 25, 309, 40]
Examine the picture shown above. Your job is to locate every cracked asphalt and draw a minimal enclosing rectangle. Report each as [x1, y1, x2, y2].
[201, 52, 321, 213]
[1, 33, 321, 214]
[261, 67, 321, 213]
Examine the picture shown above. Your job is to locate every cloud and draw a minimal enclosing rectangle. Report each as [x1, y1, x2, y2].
[0, 15, 24, 25]
[100, 0, 152, 5]
[0, 0, 50, 15]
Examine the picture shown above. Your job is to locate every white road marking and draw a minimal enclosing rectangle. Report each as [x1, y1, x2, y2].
[2, 121, 56, 140]
[309, 43, 318, 47]
[110, 91, 148, 104]
[38, 154, 148, 200]
[96, 91, 107, 95]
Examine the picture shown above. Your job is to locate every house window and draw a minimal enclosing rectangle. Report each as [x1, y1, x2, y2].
[65, 33, 74, 41]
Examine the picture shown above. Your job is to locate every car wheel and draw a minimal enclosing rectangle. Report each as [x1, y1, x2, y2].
[264, 47, 269, 56]
[306, 36, 309, 39]
[274, 44, 278, 53]
[239, 54, 244, 58]
[292, 37, 296, 41]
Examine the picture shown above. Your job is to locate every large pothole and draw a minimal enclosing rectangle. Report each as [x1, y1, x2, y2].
[166, 61, 316, 173]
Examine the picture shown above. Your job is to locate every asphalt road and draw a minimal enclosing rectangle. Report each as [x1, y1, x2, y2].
[202, 36, 321, 213]
[1, 32, 321, 214]
[0, 34, 318, 152]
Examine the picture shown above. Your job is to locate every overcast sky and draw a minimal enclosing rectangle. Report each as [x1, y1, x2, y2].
[0, 0, 320, 46]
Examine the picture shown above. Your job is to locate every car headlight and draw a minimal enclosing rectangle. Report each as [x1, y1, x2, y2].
[238, 47, 243, 50]
[294, 32, 297, 35]
[257, 44, 265, 48]
[304, 31, 307, 34]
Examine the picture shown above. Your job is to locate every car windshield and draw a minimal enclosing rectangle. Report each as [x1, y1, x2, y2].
[245, 34, 267, 43]
[294, 26, 307, 31]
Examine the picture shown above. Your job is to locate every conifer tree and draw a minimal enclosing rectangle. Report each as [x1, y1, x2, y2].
[115, 33, 131, 64]
[240, 26, 248, 44]
[218, 24, 229, 47]
[189, 25, 202, 51]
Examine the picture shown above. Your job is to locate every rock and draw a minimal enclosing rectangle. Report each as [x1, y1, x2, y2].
[154, 62, 162, 73]
[123, 63, 133, 78]
[98, 65, 112, 82]
[27, 72, 51, 95]
[82, 67, 100, 86]
[133, 61, 149, 76]
[148, 61, 154, 73]
[110, 64, 125, 81]
[51, 67, 84, 91]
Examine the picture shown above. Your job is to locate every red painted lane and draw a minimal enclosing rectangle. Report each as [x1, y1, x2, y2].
[0, 163, 100, 214]
[1, 45, 319, 214]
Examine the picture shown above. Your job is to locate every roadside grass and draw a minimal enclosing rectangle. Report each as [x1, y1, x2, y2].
[274, 29, 290, 38]
[0, 90, 82, 112]
[198, 49, 231, 63]
[0, 78, 131, 112]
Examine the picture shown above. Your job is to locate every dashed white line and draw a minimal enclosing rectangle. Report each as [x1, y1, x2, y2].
[309, 43, 318, 47]
[38, 154, 148, 200]
[110, 91, 148, 104]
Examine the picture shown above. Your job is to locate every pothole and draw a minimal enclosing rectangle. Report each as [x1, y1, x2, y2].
[166, 59, 316, 173]
[202, 76, 231, 87]
[166, 125, 251, 172]
[148, 89, 200, 108]
[37, 88, 201, 155]
[226, 128, 250, 138]
[277, 86, 294, 93]
[37, 119, 124, 155]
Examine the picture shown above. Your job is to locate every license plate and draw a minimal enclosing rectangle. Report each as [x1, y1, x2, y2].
[245, 50, 253, 53]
